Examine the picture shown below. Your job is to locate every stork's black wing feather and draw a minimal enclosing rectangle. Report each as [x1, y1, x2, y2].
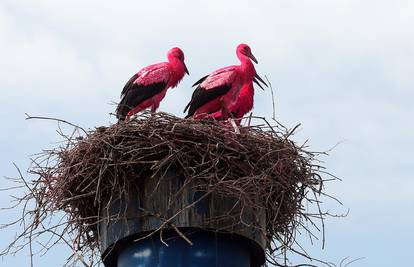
[192, 75, 209, 87]
[116, 81, 167, 120]
[184, 84, 231, 118]
[121, 73, 139, 97]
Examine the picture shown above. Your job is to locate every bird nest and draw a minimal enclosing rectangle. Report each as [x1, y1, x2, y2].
[2, 112, 338, 266]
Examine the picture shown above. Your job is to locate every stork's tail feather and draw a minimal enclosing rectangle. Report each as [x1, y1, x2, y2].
[115, 103, 130, 122]
[117, 114, 126, 122]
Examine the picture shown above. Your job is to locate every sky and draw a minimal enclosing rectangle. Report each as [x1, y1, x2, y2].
[0, 0, 413, 266]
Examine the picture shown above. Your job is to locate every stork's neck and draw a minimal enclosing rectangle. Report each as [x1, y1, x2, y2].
[238, 56, 256, 83]
[239, 84, 254, 107]
[168, 58, 186, 87]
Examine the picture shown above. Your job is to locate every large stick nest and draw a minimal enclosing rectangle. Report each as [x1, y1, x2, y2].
[4, 112, 337, 266]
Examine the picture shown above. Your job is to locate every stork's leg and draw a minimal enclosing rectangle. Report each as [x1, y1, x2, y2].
[126, 114, 139, 122]
[229, 118, 241, 134]
[219, 99, 230, 120]
[126, 106, 143, 122]
[219, 99, 240, 133]
[150, 105, 157, 113]
[149, 105, 158, 119]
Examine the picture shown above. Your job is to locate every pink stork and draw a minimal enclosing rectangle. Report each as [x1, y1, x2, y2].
[116, 47, 189, 121]
[184, 44, 259, 119]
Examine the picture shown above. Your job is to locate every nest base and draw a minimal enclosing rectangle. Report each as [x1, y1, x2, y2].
[99, 169, 265, 267]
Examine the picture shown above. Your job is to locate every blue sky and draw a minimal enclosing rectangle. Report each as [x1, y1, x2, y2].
[0, 0, 413, 266]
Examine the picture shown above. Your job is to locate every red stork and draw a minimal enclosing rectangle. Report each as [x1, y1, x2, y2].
[116, 47, 189, 121]
[184, 44, 259, 119]
[210, 75, 267, 123]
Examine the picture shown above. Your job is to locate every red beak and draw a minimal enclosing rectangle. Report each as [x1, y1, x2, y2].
[184, 62, 189, 75]
[248, 51, 258, 64]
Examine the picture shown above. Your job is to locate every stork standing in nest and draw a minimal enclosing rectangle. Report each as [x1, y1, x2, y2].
[116, 47, 189, 121]
[184, 44, 263, 120]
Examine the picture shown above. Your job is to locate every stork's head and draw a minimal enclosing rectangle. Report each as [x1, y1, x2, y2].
[236, 43, 258, 64]
[167, 47, 189, 75]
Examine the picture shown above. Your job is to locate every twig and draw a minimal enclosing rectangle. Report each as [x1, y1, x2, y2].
[265, 75, 276, 120]
[25, 113, 88, 135]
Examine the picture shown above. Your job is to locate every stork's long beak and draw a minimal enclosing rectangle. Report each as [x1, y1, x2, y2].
[254, 73, 268, 89]
[248, 52, 258, 64]
[184, 62, 189, 75]
[253, 78, 265, 90]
